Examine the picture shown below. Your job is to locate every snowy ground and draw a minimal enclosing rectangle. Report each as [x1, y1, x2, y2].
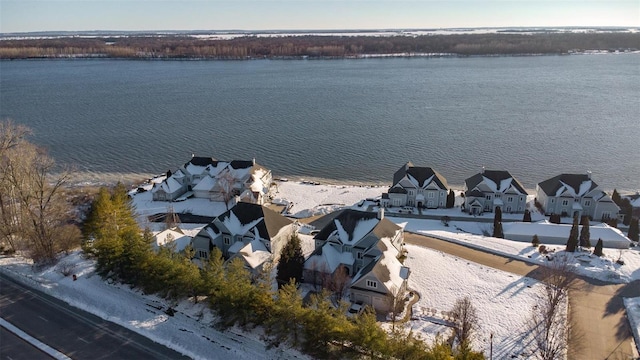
[0, 253, 309, 360]
[0, 247, 547, 359]
[404, 245, 545, 359]
[625, 297, 640, 354]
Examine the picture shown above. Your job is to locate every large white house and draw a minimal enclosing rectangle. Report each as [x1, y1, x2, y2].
[381, 162, 449, 209]
[191, 202, 295, 272]
[535, 173, 620, 220]
[303, 209, 409, 313]
[463, 169, 528, 215]
[151, 156, 272, 205]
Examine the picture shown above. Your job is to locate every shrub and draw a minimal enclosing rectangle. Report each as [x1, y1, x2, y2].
[538, 245, 547, 254]
[532, 235, 540, 248]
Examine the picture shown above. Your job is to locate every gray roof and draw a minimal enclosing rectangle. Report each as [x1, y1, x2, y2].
[313, 209, 401, 246]
[537, 174, 598, 196]
[216, 202, 292, 239]
[464, 170, 528, 196]
[392, 162, 448, 189]
[185, 156, 259, 170]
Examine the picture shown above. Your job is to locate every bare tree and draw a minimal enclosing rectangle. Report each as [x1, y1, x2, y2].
[385, 285, 406, 331]
[216, 168, 239, 209]
[0, 120, 77, 263]
[527, 256, 576, 360]
[326, 265, 350, 301]
[450, 296, 480, 348]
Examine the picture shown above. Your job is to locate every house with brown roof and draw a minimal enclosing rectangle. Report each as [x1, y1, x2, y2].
[535, 173, 620, 220]
[303, 209, 409, 313]
[191, 202, 295, 272]
[152, 156, 272, 205]
[463, 169, 528, 215]
[381, 162, 449, 209]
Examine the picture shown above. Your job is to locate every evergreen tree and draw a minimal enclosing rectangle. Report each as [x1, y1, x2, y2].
[523, 209, 532, 222]
[549, 213, 561, 224]
[579, 215, 591, 249]
[565, 215, 579, 252]
[492, 207, 504, 238]
[611, 189, 621, 206]
[446, 189, 455, 208]
[593, 238, 604, 257]
[532, 234, 540, 248]
[276, 233, 305, 285]
[267, 280, 306, 347]
[628, 217, 639, 243]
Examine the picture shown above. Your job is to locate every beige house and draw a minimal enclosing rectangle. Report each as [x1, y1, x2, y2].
[464, 169, 528, 215]
[191, 202, 295, 272]
[152, 156, 272, 206]
[381, 162, 448, 209]
[536, 173, 620, 221]
[303, 209, 409, 313]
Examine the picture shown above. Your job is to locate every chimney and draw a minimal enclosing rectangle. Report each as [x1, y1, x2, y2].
[587, 170, 592, 179]
[482, 166, 485, 174]
[252, 157, 256, 165]
[377, 207, 384, 220]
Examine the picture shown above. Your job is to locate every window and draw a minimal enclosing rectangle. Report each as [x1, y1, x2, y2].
[223, 236, 231, 245]
[550, 199, 555, 203]
[507, 196, 513, 202]
[486, 195, 492, 200]
[428, 192, 434, 198]
[408, 190, 414, 196]
[366, 280, 378, 288]
[197, 250, 208, 259]
[495, 193, 502, 199]
[602, 212, 611, 220]
[584, 200, 591, 207]
[357, 251, 363, 260]
[506, 206, 512, 212]
[520, 196, 524, 202]
[562, 200, 569, 206]
[574, 198, 579, 202]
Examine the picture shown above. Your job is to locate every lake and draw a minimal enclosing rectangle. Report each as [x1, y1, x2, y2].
[0, 55, 638, 191]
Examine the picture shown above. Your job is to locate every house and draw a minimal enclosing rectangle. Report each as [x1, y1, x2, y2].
[622, 192, 640, 218]
[463, 169, 528, 215]
[191, 202, 295, 272]
[381, 162, 449, 209]
[536, 173, 620, 221]
[303, 209, 409, 313]
[152, 156, 272, 205]
[152, 227, 193, 252]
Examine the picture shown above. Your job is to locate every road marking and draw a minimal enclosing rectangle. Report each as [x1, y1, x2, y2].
[0, 317, 72, 360]
[38, 316, 49, 322]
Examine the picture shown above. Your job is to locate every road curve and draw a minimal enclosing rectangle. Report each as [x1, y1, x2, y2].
[404, 232, 640, 360]
[0, 273, 189, 360]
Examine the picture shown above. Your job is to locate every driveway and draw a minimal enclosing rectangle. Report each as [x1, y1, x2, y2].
[404, 232, 640, 360]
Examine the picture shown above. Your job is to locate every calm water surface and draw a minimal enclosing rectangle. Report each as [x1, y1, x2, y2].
[1, 56, 638, 190]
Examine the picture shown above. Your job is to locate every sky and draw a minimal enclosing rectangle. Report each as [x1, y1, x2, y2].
[1, 0, 639, 33]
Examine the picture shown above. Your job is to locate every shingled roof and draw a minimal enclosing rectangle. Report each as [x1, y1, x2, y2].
[313, 209, 400, 246]
[392, 162, 448, 189]
[217, 202, 293, 239]
[538, 174, 598, 197]
[465, 170, 527, 195]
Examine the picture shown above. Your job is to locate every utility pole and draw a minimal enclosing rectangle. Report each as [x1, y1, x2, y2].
[490, 333, 493, 360]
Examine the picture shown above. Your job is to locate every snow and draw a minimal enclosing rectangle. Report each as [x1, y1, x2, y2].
[377, 238, 408, 291]
[335, 217, 378, 245]
[0, 253, 309, 360]
[404, 244, 546, 358]
[153, 229, 192, 252]
[503, 221, 631, 249]
[624, 297, 640, 354]
[237, 240, 271, 269]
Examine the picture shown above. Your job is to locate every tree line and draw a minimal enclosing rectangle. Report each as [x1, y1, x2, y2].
[1, 33, 638, 59]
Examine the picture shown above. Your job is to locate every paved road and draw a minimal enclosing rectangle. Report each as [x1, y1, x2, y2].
[0, 326, 53, 360]
[404, 233, 640, 360]
[0, 273, 189, 360]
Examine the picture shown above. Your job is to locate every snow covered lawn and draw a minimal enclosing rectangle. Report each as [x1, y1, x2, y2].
[0, 252, 308, 360]
[404, 244, 545, 358]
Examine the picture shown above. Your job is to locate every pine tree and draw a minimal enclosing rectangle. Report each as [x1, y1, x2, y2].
[446, 189, 455, 208]
[593, 238, 604, 256]
[611, 189, 621, 206]
[566, 215, 579, 252]
[628, 217, 639, 243]
[579, 215, 591, 249]
[276, 233, 305, 286]
[523, 209, 532, 222]
[492, 206, 504, 238]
